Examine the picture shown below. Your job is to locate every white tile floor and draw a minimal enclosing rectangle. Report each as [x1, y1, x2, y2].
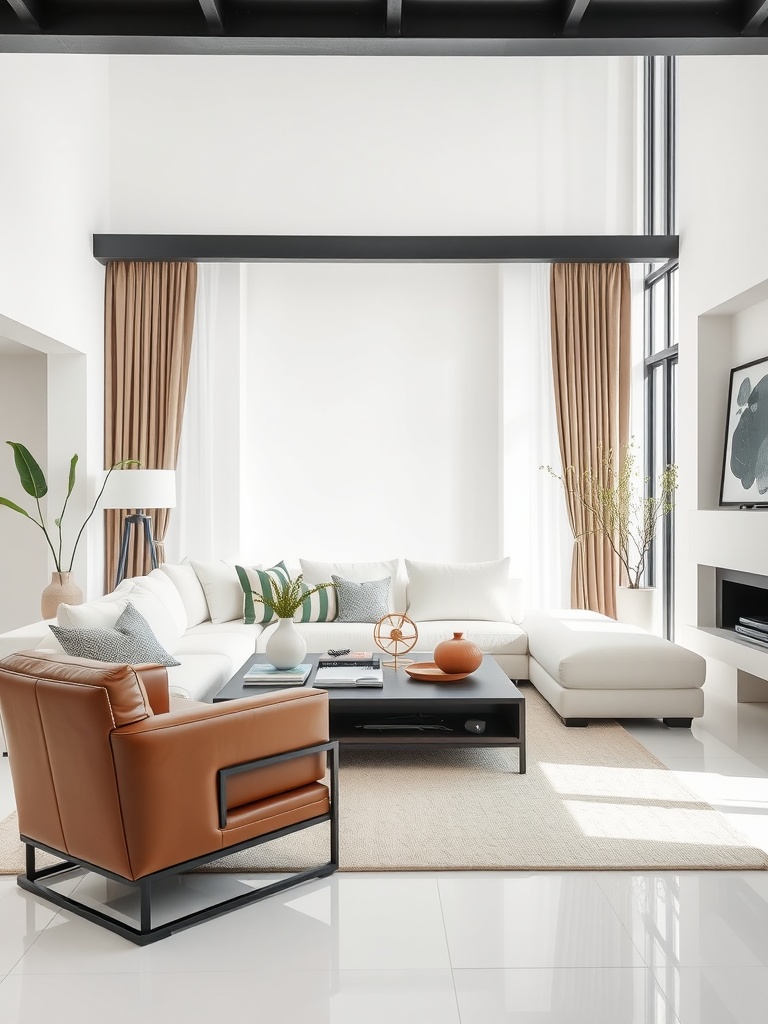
[1, 671, 768, 1024]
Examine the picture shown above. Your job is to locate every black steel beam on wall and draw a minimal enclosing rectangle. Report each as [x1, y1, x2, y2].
[92, 234, 679, 265]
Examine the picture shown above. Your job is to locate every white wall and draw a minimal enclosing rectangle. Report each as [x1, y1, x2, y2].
[0, 353, 48, 629]
[678, 55, 768, 700]
[0, 55, 110, 602]
[109, 55, 636, 235]
[110, 54, 636, 573]
[240, 262, 500, 565]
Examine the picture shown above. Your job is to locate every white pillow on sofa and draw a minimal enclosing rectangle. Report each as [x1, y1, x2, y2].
[191, 559, 256, 624]
[405, 557, 513, 621]
[300, 558, 405, 613]
[57, 585, 182, 654]
[160, 559, 210, 627]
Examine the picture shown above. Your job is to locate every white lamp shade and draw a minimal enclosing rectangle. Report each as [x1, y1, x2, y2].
[101, 469, 176, 510]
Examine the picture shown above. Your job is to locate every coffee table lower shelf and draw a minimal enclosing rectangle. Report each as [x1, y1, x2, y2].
[328, 704, 525, 772]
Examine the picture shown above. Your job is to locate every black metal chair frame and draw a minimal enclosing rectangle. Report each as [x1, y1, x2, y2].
[17, 741, 339, 946]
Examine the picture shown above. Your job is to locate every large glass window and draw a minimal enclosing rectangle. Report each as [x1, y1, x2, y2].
[644, 56, 678, 638]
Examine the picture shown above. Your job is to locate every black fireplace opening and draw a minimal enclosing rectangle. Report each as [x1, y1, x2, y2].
[717, 568, 768, 642]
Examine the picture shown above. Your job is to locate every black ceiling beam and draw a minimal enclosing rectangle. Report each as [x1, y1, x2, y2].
[386, 0, 402, 38]
[198, 0, 224, 35]
[5, 0, 41, 31]
[743, 0, 768, 34]
[563, 0, 592, 36]
[4, 33, 768, 57]
[92, 234, 679, 265]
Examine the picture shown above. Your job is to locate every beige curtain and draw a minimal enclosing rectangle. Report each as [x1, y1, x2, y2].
[104, 261, 197, 589]
[550, 263, 631, 617]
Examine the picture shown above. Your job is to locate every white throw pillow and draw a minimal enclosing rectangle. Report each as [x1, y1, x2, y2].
[160, 560, 210, 626]
[191, 559, 255, 624]
[405, 557, 513, 622]
[141, 569, 188, 633]
[299, 558, 405, 613]
[58, 585, 183, 654]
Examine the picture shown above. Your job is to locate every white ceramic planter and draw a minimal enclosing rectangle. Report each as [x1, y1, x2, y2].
[615, 586, 659, 634]
[266, 616, 307, 670]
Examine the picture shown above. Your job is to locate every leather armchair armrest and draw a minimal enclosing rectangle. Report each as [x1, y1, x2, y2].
[110, 688, 330, 875]
[133, 665, 170, 715]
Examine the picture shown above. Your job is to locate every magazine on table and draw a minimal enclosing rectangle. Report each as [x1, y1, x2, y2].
[313, 665, 384, 688]
[243, 663, 312, 685]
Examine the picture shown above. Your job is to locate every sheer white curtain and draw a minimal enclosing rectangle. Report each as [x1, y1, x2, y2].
[501, 264, 572, 611]
[165, 263, 220, 563]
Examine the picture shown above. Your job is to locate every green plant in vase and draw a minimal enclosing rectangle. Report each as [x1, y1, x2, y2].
[544, 440, 677, 627]
[254, 574, 336, 671]
[0, 441, 140, 615]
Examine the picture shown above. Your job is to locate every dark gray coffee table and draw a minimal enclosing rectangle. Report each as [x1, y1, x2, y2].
[214, 652, 526, 773]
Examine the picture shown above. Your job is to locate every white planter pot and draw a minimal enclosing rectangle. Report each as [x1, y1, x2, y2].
[615, 586, 659, 634]
[266, 617, 307, 670]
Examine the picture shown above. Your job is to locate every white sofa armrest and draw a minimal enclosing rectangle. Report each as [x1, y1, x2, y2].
[0, 620, 52, 660]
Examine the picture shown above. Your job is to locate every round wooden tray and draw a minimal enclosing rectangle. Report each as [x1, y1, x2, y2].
[405, 661, 471, 683]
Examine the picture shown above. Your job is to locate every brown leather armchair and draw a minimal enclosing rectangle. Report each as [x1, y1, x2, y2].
[0, 650, 339, 945]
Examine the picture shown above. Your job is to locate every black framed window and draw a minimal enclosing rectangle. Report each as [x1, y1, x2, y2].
[644, 56, 678, 639]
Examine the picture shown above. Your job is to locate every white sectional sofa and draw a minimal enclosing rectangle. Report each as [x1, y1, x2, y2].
[0, 555, 706, 755]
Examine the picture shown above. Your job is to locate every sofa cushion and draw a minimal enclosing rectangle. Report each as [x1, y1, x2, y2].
[50, 602, 180, 668]
[57, 585, 183, 655]
[405, 558, 513, 622]
[165, 654, 238, 701]
[185, 620, 265, 639]
[257, 619, 528, 657]
[138, 569, 188, 633]
[159, 560, 210, 626]
[524, 609, 706, 690]
[174, 629, 256, 665]
[300, 558, 406, 614]
[191, 559, 253, 624]
[332, 575, 390, 623]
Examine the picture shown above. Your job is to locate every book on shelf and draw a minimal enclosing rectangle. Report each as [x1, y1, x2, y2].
[243, 663, 312, 685]
[313, 665, 384, 688]
[318, 652, 380, 668]
[734, 625, 768, 647]
[737, 615, 768, 634]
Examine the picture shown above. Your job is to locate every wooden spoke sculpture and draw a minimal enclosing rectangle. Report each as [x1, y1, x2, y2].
[374, 613, 419, 670]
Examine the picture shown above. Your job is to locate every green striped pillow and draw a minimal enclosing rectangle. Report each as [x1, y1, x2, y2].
[235, 563, 337, 624]
[293, 579, 337, 623]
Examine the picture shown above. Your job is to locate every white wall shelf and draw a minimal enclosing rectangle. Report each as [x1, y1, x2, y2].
[684, 624, 768, 682]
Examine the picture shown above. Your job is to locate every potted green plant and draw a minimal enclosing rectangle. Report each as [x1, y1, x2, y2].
[0, 441, 140, 617]
[254, 574, 336, 669]
[545, 440, 677, 628]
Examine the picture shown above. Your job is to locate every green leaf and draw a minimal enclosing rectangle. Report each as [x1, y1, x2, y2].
[67, 454, 78, 498]
[0, 496, 30, 517]
[6, 442, 47, 499]
[54, 517, 61, 527]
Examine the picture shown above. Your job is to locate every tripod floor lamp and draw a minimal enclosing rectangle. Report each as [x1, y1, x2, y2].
[102, 469, 177, 589]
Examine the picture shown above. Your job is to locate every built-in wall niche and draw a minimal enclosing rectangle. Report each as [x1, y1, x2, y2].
[717, 568, 768, 636]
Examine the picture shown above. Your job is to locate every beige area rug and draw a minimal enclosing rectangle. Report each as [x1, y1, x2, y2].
[1, 684, 766, 873]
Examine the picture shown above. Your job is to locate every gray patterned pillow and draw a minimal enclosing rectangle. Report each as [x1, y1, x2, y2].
[50, 601, 180, 667]
[332, 575, 391, 623]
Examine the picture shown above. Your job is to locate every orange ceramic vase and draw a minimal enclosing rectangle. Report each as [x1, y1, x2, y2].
[433, 632, 482, 674]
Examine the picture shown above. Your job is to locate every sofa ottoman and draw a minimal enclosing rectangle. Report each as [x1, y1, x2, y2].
[524, 608, 706, 726]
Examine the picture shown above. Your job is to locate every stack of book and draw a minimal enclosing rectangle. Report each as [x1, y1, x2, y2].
[734, 615, 768, 648]
[317, 651, 380, 669]
[243, 663, 313, 686]
[315, 651, 384, 688]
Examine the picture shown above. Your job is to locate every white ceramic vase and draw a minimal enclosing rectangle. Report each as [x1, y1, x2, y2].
[266, 616, 307, 670]
[615, 586, 659, 634]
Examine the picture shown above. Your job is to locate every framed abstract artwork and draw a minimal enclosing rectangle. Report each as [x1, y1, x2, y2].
[720, 355, 768, 506]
